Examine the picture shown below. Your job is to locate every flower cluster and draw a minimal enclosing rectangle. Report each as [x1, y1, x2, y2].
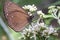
[22, 4, 45, 17]
[22, 4, 37, 16]
[20, 18, 58, 40]
[48, 6, 60, 24]
[19, 5, 60, 40]
[22, 4, 37, 12]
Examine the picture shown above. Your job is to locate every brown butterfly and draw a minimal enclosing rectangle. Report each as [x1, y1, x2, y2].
[4, 1, 33, 32]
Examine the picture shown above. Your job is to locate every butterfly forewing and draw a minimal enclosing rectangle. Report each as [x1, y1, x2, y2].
[4, 1, 30, 31]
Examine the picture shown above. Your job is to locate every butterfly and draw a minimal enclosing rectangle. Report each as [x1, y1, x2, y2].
[4, 1, 33, 32]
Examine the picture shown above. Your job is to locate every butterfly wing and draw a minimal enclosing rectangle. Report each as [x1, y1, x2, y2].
[4, 1, 30, 31]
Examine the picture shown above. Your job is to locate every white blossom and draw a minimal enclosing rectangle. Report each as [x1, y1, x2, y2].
[37, 10, 44, 16]
[20, 5, 59, 40]
[57, 19, 60, 24]
[42, 30, 48, 36]
[22, 5, 30, 9]
[28, 12, 32, 16]
[39, 23, 45, 27]
[22, 4, 37, 12]
[53, 33, 58, 36]
[22, 30, 27, 35]
[48, 8, 58, 14]
[48, 26, 55, 34]
[32, 25, 40, 31]
[57, 6, 60, 9]
[42, 25, 57, 36]
[46, 26, 57, 35]
[48, 6, 55, 9]
[29, 4, 37, 12]
[37, 19, 48, 29]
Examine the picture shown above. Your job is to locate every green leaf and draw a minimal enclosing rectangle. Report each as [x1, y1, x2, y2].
[44, 18, 53, 25]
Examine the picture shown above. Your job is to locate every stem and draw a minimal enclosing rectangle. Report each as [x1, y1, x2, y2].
[34, 34, 36, 40]
[43, 15, 53, 18]
[0, 17, 14, 40]
[45, 38, 47, 40]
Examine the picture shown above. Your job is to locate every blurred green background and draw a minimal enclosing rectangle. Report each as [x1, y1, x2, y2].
[0, 0, 60, 40]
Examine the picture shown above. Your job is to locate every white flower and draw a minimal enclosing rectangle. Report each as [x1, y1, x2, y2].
[29, 8, 37, 12]
[57, 6, 60, 9]
[32, 25, 40, 31]
[48, 26, 55, 34]
[37, 19, 48, 29]
[39, 22, 45, 27]
[22, 5, 29, 9]
[53, 33, 58, 36]
[26, 5, 33, 10]
[27, 33, 30, 37]
[22, 30, 27, 35]
[48, 8, 58, 14]
[37, 10, 44, 16]
[25, 28, 29, 31]
[22, 4, 37, 12]
[29, 4, 37, 12]
[30, 36, 34, 38]
[57, 19, 60, 24]
[28, 12, 32, 16]
[47, 26, 57, 35]
[48, 6, 55, 9]
[42, 30, 49, 36]
[22, 5, 32, 10]
[42, 25, 57, 36]
[28, 28, 32, 32]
